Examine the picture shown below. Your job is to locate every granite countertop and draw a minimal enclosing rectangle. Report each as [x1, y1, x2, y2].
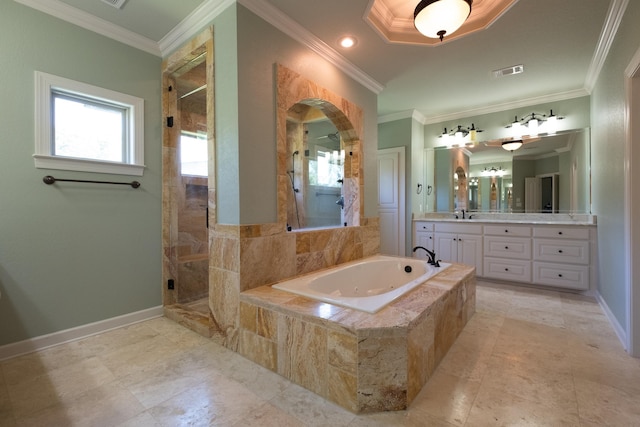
[414, 213, 597, 226]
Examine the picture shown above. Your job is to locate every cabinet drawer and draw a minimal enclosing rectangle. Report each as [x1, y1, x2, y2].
[484, 236, 531, 260]
[533, 239, 589, 264]
[533, 262, 589, 290]
[533, 227, 589, 239]
[483, 258, 531, 283]
[435, 223, 482, 234]
[484, 225, 531, 237]
[414, 222, 434, 232]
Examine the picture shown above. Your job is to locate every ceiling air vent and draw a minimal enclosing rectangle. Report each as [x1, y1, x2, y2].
[100, 0, 127, 9]
[492, 64, 524, 78]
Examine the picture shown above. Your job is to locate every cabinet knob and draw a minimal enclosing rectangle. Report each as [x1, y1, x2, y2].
[558, 274, 563, 278]
[505, 268, 509, 271]
[429, 236, 432, 240]
[558, 249, 563, 254]
[558, 231, 563, 235]
[505, 229, 509, 233]
[505, 246, 509, 250]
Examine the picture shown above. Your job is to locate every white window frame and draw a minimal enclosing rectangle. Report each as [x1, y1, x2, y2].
[34, 71, 145, 176]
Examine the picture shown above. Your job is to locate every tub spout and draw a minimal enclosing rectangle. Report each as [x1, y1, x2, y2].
[412, 246, 437, 266]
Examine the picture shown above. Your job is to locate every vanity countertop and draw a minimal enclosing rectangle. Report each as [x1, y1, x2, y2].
[414, 213, 596, 226]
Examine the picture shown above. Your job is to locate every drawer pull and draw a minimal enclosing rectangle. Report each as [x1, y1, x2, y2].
[505, 229, 509, 233]
[505, 246, 509, 250]
[558, 274, 563, 278]
[558, 249, 563, 254]
[558, 231, 563, 235]
[504, 268, 509, 272]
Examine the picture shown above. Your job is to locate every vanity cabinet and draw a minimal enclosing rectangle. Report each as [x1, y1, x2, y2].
[532, 226, 591, 290]
[413, 222, 435, 258]
[483, 225, 532, 283]
[433, 223, 483, 276]
[412, 219, 596, 291]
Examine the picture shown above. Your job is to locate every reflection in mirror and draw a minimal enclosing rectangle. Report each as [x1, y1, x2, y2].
[286, 104, 350, 230]
[433, 128, 591, 214]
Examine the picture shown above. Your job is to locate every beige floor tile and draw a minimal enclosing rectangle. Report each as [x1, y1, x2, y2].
[7, 356, 116, 419]
[436, 329, 496, 382]
[269, 383, 356, 427]
[16, 381, 145, 427]
[147, 373, 266, 426]
[409, 370, 482, 426]
[574, 376, 640, 426]
[0, 369, 16, 427]
[466, 384, 580, 426]
[348, 410, 458, 426]
[115, 411, 162, 427]
[74, 322, 162, 359]
[232, 402, 306, 426]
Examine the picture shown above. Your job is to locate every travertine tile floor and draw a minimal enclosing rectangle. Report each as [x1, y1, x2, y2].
[2, 280, 640, 426]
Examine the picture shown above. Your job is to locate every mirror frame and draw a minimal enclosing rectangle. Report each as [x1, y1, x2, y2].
[276, 64, 364, 230]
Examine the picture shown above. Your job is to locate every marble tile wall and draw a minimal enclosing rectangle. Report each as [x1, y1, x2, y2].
[238, 263, 475, 413]
[209, 219, 380, 349]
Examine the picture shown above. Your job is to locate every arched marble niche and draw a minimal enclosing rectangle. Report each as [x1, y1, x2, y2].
[276, 64, 363, 230]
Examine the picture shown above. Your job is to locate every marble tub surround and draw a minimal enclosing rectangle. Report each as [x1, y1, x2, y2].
[206, 219, 380, 349]
[417, 212, 597, 225]
[238, 261, 475, 413]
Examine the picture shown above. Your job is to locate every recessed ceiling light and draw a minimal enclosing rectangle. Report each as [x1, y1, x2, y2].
[338, 36, 357, 49]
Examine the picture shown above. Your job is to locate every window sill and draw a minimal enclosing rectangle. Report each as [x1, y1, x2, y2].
[33, 154, 145, 176]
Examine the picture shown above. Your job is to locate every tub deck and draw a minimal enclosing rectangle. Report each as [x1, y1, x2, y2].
[238, 260, 476, 413]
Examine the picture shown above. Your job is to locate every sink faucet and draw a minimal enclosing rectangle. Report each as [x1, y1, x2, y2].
[461, 209, 466, 219]
[412, 246, 439, 267]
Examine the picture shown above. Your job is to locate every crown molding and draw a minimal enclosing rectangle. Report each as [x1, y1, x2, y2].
[13, 0, 160, 56]
[420, 88, 589, 125]
[378, 109, 426, 124]
[238, 0, 384, 94]
[584, 0, 629, 93]
[158, 0, 234, 56]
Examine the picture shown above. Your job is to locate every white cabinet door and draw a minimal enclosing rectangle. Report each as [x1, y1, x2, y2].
[458, 233, 483, 275]
[414, 232, 434, 254]
[435, 232, 457, 263]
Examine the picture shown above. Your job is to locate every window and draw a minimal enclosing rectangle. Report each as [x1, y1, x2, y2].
[309, 146, 344, 187]
[180, 131, 208, 177]
[34, 71, 145, 175]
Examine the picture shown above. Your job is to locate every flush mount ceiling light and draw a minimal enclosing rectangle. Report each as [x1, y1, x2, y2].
[414, 0, 473, 42]
[338, 36, 357, 49]
[501, 140, 523, 152]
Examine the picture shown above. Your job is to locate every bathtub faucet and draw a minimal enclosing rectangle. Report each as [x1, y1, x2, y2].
[412, 246, 438, 266]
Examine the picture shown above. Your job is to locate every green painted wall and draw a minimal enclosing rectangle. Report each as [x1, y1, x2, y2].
[0, 2, 163, 346]
[591, 1, 640, 333]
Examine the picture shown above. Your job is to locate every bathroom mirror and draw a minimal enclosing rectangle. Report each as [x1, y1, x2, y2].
[433, 128, 590, 213]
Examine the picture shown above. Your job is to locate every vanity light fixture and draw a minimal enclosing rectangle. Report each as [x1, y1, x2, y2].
[506, 110, 563, 137]
[414, 0, 473, 41]
[439, 123, 482, 147]
[482, 166, 505, 176]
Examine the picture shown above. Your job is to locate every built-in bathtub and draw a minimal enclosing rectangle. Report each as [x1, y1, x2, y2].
[239, 255, 476, 413]
[273, 255, 450, 313]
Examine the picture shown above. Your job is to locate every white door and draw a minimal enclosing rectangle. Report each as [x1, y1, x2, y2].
[377, 147, 405, 256]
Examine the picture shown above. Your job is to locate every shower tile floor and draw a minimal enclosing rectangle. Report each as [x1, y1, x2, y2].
[2, 281, 640, 426]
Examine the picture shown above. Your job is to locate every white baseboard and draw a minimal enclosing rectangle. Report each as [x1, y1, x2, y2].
[596, 291, 628, 351]
[0, 306, 163, 361]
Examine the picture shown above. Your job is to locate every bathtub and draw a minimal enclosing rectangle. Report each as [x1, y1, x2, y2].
[272, 255, 450, 313]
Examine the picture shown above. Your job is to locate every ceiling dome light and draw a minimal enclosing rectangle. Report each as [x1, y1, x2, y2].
[502, 140, 523, 152]
[414, 0, 473, 42]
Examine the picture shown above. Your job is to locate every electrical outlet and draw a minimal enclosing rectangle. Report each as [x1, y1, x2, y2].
[168, 279, 175, 290]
